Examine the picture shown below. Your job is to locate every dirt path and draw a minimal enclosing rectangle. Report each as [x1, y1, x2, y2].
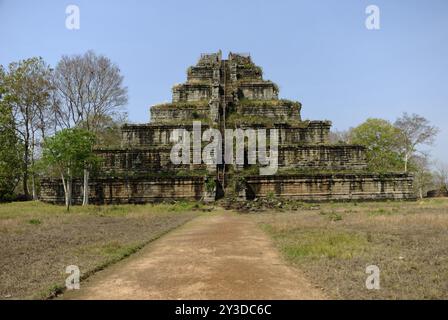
[63, 212, 326, 300]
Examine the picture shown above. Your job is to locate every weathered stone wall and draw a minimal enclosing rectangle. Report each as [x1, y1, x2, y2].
[40, 177, 205, 204]
[238, 103, 301, 121]
[235, 67, 262, 80]
[278, 145, 367, 170]
[172, 83, 211, 102]
[245, 173, 415, 201]
[96, 148, 205, 173]
[94, 145, 365, 174]
[238, 82, 278, 100]
[121, 122, 329, 148]
[121, 125, 171, 147]
[121, 124, 210, 147]
[197, 52, 222, 66]
[187, 66, 214, 82]
[278, 122, 331, 145]
[228, 52, 263, 80]
[239, 122, 331, 145]
[151, 104, 210, 123]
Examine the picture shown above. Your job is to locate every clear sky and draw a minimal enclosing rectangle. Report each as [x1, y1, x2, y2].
[1, 0, 447, 162]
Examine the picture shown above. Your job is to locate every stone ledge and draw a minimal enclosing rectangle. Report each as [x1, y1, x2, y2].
[40, 177, 205, 204]
[245, 172, 412, 180]
[244, 173, 415, 201]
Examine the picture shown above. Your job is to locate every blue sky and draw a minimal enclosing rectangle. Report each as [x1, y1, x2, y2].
[1, 0, 447, 162]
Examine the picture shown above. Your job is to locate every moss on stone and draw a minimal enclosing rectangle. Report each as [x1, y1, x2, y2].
[153, 101, 209, 110]
[238, 98, 299, 108]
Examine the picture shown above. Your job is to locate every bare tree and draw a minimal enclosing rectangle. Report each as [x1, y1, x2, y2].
[329, 128, 352, 144]
[52, 51, 128, 205]
[410, 154, 433, 199]
[433, 161, 448, 193]
[394, 113, 439, 172]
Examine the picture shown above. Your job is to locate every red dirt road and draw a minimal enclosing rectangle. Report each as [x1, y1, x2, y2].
[63, 212, 326, 300]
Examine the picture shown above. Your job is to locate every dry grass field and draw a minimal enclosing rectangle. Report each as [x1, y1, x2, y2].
[0, 201, 201, 299]
[254, 198, 448, 299]
[1, 198, 447, 300]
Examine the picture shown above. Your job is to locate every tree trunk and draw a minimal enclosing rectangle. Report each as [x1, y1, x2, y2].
[23, 140, 30, 200]
[66, 168, 72, 212]
[68, 178, 72, 212]
[61, 172, 69, 211]
[22, 172, 29, 199]
[31, 174, 38, 200]
[31, 131, 38, 200]
[404, 153, 408, 172]
[67, 179, 71, 212]
[82, 169, 89, 206]
[22, 114, 32, 200]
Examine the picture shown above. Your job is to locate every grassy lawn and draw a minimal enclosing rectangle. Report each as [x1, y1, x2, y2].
[254, 198, 448, 299]
[0, 201, 204, 300]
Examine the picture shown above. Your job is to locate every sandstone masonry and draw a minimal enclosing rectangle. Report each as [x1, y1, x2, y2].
[40, 51, 415, 204]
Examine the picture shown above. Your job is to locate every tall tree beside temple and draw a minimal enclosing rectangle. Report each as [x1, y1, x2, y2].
[1, 58, 54, 200]
[350, 118, 404, 172]
[52, 51, 128, 205]
[433, 161, 448, 194]
[394, 113, 439, 172]
[410, 154, 434, 199]
[42, 128, 96, 211]
[0, 66, 22, 200]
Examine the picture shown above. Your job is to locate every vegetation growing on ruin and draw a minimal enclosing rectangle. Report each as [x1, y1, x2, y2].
[224, 99, 304, 127]
[152, 117, 213, 126]
[153, 101, 209, 110]
[226, 113, 304, 127]
[223, 168, 247, 196]
[238, 98, 300, 109]
[237, 63, 263, 77]
[205, 176, 217, 192]
[226, 114, 277, 127]
[96, 169, 208, 179]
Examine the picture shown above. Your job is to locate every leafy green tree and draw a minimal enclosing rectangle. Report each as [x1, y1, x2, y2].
[0, 67, 22, 200]
[2, 57, 54, 199]
[350, 118, 404, 172]
[52, 51, 128, 205]
[42, 128, 96, 211]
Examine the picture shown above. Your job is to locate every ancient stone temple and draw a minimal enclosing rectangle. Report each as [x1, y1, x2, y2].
[41, 51, 415, 203]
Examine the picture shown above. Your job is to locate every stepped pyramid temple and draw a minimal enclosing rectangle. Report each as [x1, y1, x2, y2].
[41, 52, 415, 203]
